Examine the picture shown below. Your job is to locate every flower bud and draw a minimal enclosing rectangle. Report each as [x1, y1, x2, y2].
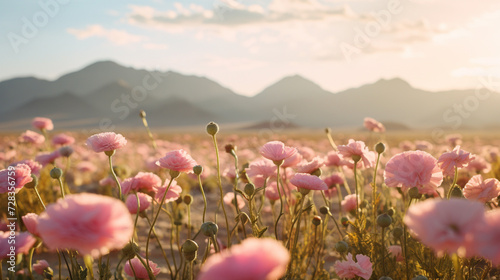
[450, 185, 463, 198]
[59, 146, 73, 157]
[225, 144, 236, 154]
[169, 169, 180, 179]
[375, 142, 386, 154]
[312, 215, 322, 227]
[139, 110, 146, 118]
[183, 194, 193, 205]
[359, 200, 368, 209]
[325, 128, 331, 134]
[206, 122, 219, 136]
[341, 217, 349, 227]
[201, 222, 218, 237]
[193, 165, 203, 175]
[319, 206, 330, 215]
[24, 174, 38, 189]
[104, 150, 116, 157]
[182, 239, 199, 262]
[351, 154, 362, 163]
[122, 242, 140, 260]
[412, 276, 428, 280]
[408, 187, 422, 199]
[377, 213, 392, 228]
[244, 183, 255, 197]
[311, 168, 322, 177]
[387, 208, 395, 217]
[392, 227, 403, 239]
[50, 167, 63, 179]
[335, 241, 348, 253]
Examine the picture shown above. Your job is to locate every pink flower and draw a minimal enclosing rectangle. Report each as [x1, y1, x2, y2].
[465, 156, 491, 174]
[298, 146, 315, 161]
[37, 193, 133, 258]
[52, 133, 75, 146]
[364, 117, 385, 133]
[99, 176, 119, 187]
[290, 173, 328, 191]
[22, 213, 40, 237]
[124, 257, 161, 279]
[32, 117, 53, 131]
[155, 180, 182, 203]
[0, 231, 37, 260]
[437, 146, 475, 177]
[463, 175, 500, 203]
[325, 151, 349, 168]
[445, 134, 462, 147]
[156, 149, 197, 173]
[334, 253, 373, 279]
[388, 245, 403, 262]
[121, 172, 162, 195]
[281, 152, 303, 168]
[296, 156, 324, 174]
[198, 238, 290, 280]
[259, 141, 297, 163]
[265, 181, 281, 201]
[0, 164, 32, 193]
[223, 192, 245, 209]
[338, 139, 376, 168]
[246, 159, 277, 179]
[324, 173, 343, 188]
[342, 194, 359, 213]
[20, 130, 45, 145]
[35, 150, 61, 166]
[126, 193, 152, 214]
[33, 259, 50, 275]
[12, 159, 42, 175]
[384, 151, 443, 195]
[86, 132, 127, 153]
[474, 209, 500, 265]
[404, 198, 485, 256]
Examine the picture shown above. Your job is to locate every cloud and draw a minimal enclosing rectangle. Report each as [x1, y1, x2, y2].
[67, 25, 144, 45]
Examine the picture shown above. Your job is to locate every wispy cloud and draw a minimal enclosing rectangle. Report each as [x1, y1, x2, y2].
[67, 25, 144, 45]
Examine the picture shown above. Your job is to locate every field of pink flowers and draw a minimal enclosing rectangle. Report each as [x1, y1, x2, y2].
[1, 116, 500, 280]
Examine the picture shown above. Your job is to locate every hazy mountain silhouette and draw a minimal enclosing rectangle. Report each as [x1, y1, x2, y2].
[0, 60, 498, 131]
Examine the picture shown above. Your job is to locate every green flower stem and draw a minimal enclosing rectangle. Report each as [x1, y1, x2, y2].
[372, 152, 382, 260]
[132, 193, 141, 243]
[197, 174, 208, 223]
[33, 187, 46, 209]
[144, 215, 173, 277]
[107, 154, 123, 201]
[128, 258, 139, 280]
[353, 160, 359, 217]
[447, 166, 459, 199]
[56, 177, 66, 198]
[274, 164, 284, 240]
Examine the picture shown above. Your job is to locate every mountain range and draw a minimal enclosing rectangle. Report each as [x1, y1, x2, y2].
[1, 60, 499, 132]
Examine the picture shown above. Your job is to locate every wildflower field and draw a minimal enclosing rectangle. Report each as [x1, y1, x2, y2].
[1, 117, 500, 280]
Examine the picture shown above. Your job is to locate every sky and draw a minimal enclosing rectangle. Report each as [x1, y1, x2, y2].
[1, 0, 500, 96]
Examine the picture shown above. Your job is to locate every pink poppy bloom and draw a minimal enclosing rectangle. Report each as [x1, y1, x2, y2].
[290, 173, 328, 191]
[281, 152, 303, 168]
[265, 181, 281, 201]
[437, 146, 475, 177]
[325, 151, 349, 168]
[465, 156, 492, 174]
[32, 117, 53, 131]
[51, 133, 75, 146]
[22, 213, 40, 237]
[324, 173, 343, 188]
[198, 238, 290, 280]
[297, 156, 325, 174]
[384, 151, 443, 195]
[124, 257, 161, 279]
[334, 253, 373, 279]
[474, 209, 500, 265]
[223, 192, 245, 209]
[246, 159, 277, 179]
[37, 193, 133, 258]
[155, 180, 183, 203]
[0, 164, 32, 193]
[0, 231, 37, 260]
[121, 172, 162, 195]
[342, 194, 359, 213]
[324, 186, 338, 199]
[144, 157, 161, 172]
[404, 198, 485, 256]
[259, 141, 297, 163]
[20, 130, 45, 145]
[298, 146, 315, 161]
[388, 245, 403, 262]
[99, 176, 119, 187]
[156, 149, 197, 173]
[125, 193, 152, 214]
[463, 175, 500, 203]
[12, 159, 42, 175]
[222, 167, 237, 180]
[35, 150, 61, 166]
[86, 132, 127, 153]
[364, 117, 385, 133]
[33, 260, 50, 275]
[338, 139, 376, 168]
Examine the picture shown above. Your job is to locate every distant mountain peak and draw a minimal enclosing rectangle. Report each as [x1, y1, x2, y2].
[373, 77, 412, 88]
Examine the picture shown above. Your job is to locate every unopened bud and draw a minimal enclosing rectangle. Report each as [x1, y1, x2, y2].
[122, 242, 140, 260]
[201, 222, 218, 237]
[193, 165, 203, 175]
[335, 241, 348, 253]
[341, 217, 349, 227]
[182, 239, 199, 262]
[139, 110, 146, 118]
[59, 146, 73, 157]
[375, 142, 386, 154]
[377, 213, 392, 228]
[206, 122, 219, 136]
[312, 215, 322, 226]
[387, 208, 395, 217]
[319, 206, 330, 215]
[183, 194, 193, 205]
[408, 187, 422, 199]
[393, 227, 403, 239]
[50, 167, 63, 179]
[225, 144, 236, 154]
[359, 200, 368, 209]
[24, 174, 38, 189]
[244, 183, 255, 197]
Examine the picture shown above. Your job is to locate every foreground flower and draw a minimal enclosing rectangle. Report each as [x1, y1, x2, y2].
[363, 117, 385, 133]
[0, 231, 37, 259]
[437, 146, 475, 177]
[338, 139, 376, 168]
[290, 173, 328, 191]
[333, 253, 373, 279]
[259, 141, 297, 163]
[384, 150, 443, 195]
[37, 193, 133, 258]
[198, 238, 290, 280]
[474, 209, 500, 265]
[32, 117, 53, 131]
[86, 132, 127, 153]
[156, 149, 197, 173]
[124, 257, 161, 279]
[22, 213, 40, 237]
[463, 175, 500, 203]
[404, 198, 485, 256]
[125, 193, 152, 214]
[33, 260, 50, 275]
[0, 164, 32, 193]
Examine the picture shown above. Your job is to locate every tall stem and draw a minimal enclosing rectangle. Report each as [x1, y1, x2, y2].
[197, 174, 207, 223]
[447, 166, 459, 199]
[108, 154, 123, 201]
[353, 161, 359, 217]
[274, 164, 284, 240]
[211, 134, 231, 247]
